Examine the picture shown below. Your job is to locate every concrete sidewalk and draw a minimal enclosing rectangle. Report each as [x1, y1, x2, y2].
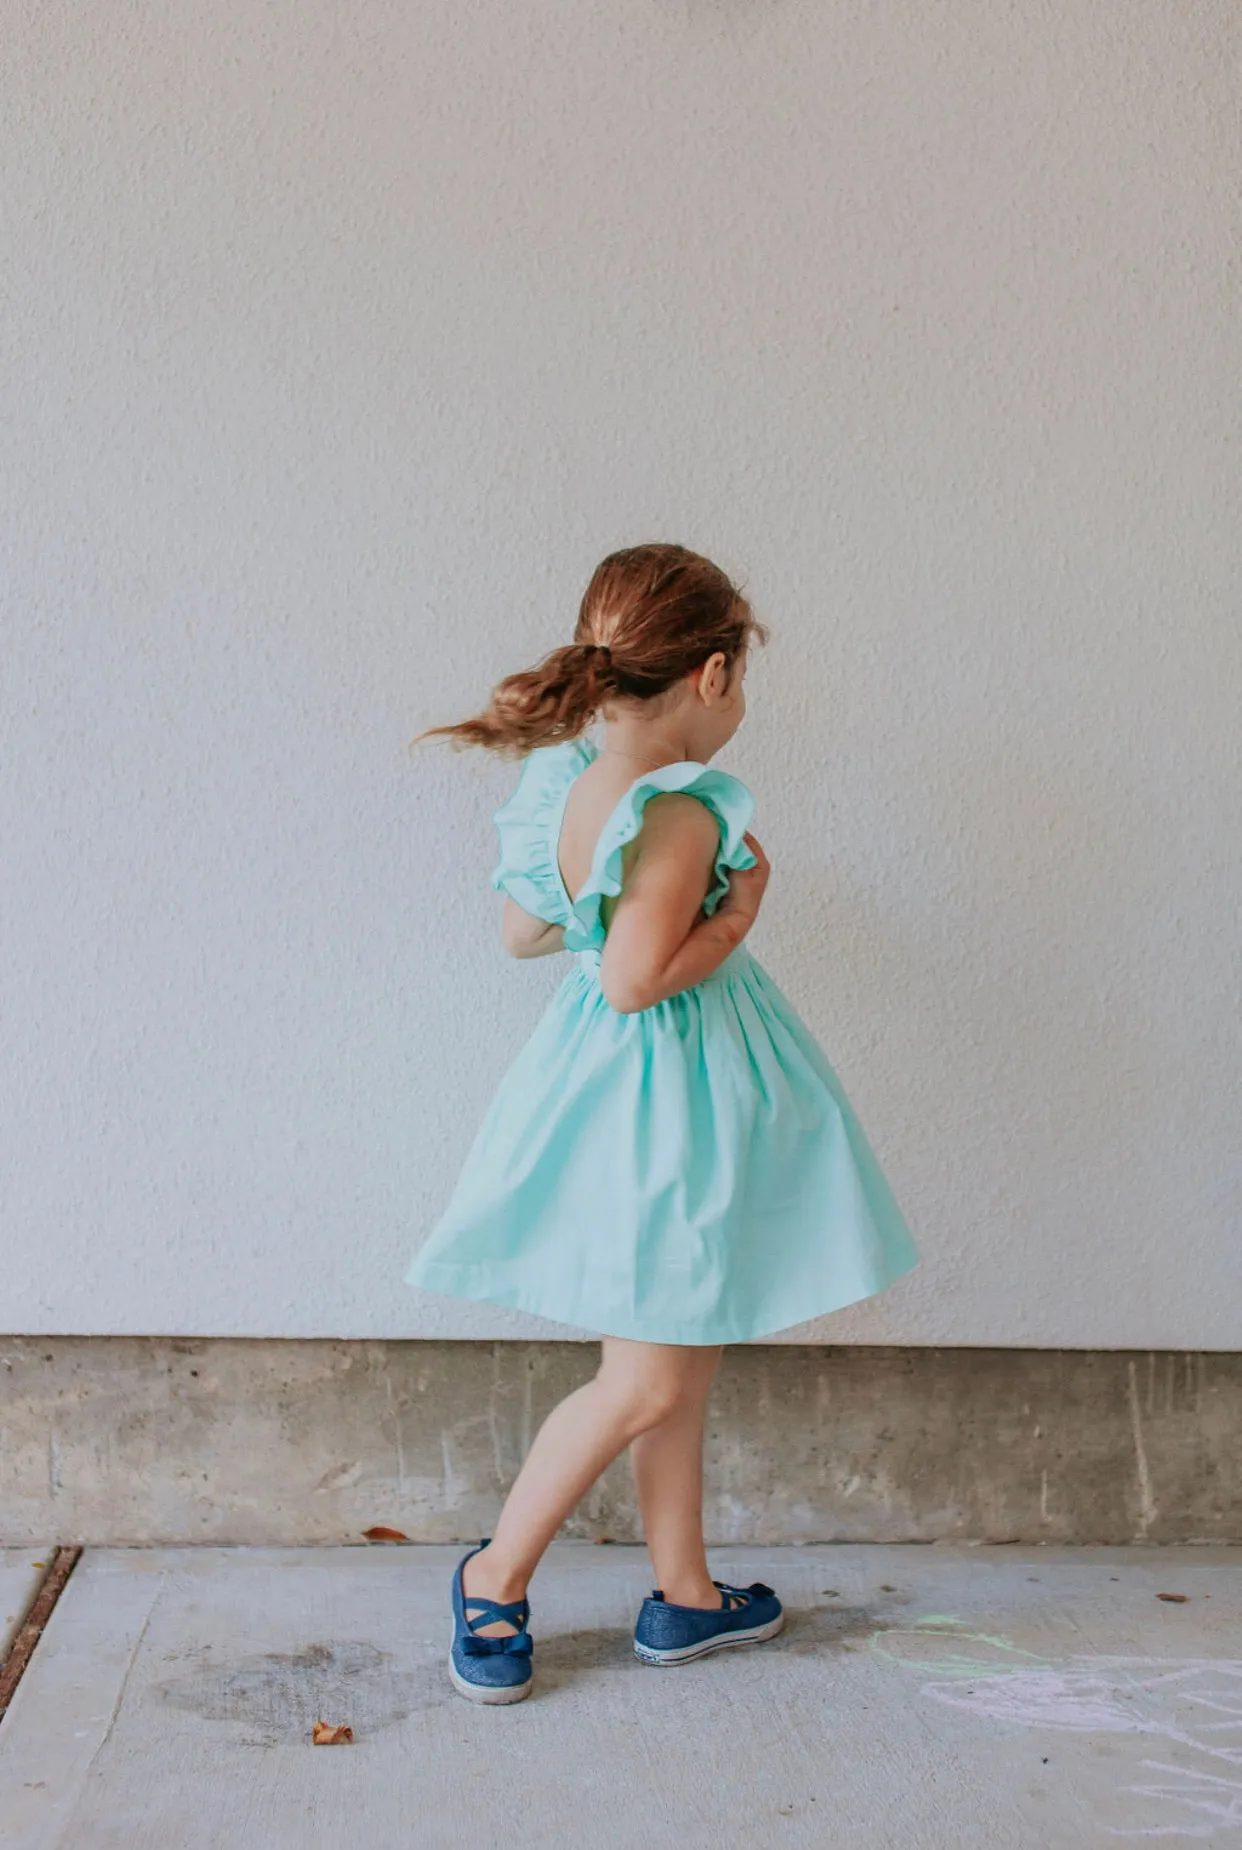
[2, 1543, 1241, 1848]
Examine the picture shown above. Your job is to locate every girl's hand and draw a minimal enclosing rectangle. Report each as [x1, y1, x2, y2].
[716, 832, 770, 930]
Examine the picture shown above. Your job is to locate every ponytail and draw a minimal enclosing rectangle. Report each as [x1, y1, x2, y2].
[411, 640, 619, 759]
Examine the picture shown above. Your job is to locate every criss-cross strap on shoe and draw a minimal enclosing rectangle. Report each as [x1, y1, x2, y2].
[633, 1578, 784, 1666]
[449, 1539, 534, 1703]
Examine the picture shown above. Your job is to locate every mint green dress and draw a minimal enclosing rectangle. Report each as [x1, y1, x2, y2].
[405, 737, 919, 1343]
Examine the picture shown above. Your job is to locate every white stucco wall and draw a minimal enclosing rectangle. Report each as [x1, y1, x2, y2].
[3, 1, 1238, 1345]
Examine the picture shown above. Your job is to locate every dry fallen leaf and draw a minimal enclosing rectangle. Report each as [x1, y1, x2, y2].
[362, 1526, 409, 1543]
[1156, 1592, 1189, 1603]
[312, 1719, 354, 1745]
[593, 1536, 616, 1545]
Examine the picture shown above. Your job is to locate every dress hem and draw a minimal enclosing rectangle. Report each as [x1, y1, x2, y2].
[403, 1256, 919, 1347]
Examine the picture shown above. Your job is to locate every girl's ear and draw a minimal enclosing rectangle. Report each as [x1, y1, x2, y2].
[694, 651, 731, 705]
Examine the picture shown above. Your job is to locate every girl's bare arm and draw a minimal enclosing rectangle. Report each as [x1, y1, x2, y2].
[501, 895, 566, 958]
[598, 797, 769, 1013]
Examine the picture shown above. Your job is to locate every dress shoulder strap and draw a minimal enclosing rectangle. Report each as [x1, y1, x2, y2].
[489, 738, 597, 924]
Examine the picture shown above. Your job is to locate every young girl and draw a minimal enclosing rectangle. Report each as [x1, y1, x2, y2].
[407, 543, 919, 1703]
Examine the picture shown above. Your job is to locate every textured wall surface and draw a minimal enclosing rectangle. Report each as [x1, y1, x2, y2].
[2, 1338, 1240, 1546]
[2, 2, 1238, 1345]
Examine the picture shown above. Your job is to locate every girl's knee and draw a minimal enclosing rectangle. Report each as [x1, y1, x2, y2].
[595, 1351, 692, 1434]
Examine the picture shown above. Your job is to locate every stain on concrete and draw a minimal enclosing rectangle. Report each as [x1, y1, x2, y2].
[156, 1640, 442, 1743]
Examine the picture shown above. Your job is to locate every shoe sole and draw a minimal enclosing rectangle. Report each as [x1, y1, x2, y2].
[447, 1620, 533, 1703]
[633, 1610, 785, 1666]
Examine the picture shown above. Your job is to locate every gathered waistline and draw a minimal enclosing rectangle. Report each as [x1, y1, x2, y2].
[571, 941, 753, 989]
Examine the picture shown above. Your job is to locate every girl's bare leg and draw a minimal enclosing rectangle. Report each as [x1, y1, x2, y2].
[462, 1337, 718, 1632]
[628, 1343, 724, 1608]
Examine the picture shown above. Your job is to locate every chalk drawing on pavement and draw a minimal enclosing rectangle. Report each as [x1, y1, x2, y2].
[870, 1617, 1242, 1840]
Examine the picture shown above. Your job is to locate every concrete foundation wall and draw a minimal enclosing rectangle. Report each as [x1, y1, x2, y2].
[2, 1339, 1238, 1548]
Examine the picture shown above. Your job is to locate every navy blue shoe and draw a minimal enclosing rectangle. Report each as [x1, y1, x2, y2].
[633, 1579, 784, 1665]
[449, 1539, 534, 1704]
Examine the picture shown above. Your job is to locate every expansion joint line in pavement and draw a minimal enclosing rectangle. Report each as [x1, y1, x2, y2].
[0, 1546, 83, 1724]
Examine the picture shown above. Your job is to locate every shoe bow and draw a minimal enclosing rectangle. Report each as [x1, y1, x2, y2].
[461, 1631, 534, 1657]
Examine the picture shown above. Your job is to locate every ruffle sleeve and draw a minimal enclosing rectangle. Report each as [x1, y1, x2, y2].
[489, 737, 597, 924]
[561, 761, 757, 954]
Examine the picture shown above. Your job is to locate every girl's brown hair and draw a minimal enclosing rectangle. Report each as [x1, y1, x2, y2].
[411, 543, 767, 759]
